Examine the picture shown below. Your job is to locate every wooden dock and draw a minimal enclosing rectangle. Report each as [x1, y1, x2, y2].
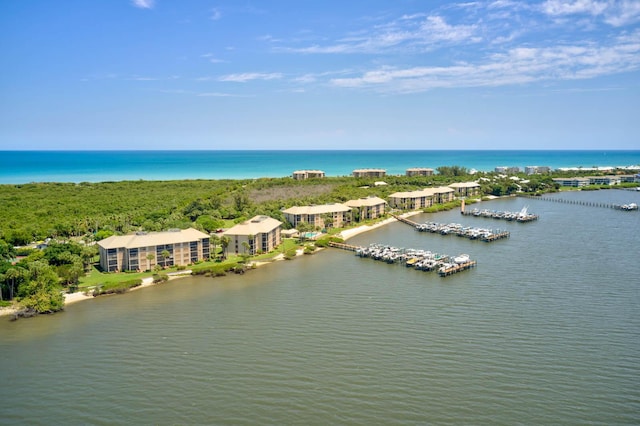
[460, 208, 539, 222]
[480, 231, 510, 242]
[328, 242, 477, 278]
[438, 260, 477, 277]
[520, 194, 639, 211]
[328, 241, 359, 251]
[392, 214, 420, 227]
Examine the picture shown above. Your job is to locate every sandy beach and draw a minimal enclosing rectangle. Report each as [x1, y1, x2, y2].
[0, 213, 423, 317]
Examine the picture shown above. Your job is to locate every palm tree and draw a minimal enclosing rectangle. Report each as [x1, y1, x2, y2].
[220, 236, 230, 260]
[4, 267, 22, 301]
[160, 249, 171, 268]
[240, 241, 250, 264]
[146, 253, 155, 270]
[210, 234, 220, 260]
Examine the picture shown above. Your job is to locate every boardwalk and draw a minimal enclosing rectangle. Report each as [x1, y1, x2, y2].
[520, 194, 638, 211]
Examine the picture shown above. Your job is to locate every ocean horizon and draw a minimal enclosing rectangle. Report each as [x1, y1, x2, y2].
[1, 149, 639, 184]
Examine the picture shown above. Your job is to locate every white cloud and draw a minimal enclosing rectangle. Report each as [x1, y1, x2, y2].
[542, 0, 608, 16]
[604, 0, 640, 26]
[420, 15, 478, 42]
[541, 0, 640, 26]
[329, 32, 640, 93]
[132, 0, 155, 9]
[218, 72, 283, 82]
[282, 14, 480, 54]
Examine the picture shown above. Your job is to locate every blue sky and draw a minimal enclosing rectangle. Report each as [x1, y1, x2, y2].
[1, 0, 639, 150]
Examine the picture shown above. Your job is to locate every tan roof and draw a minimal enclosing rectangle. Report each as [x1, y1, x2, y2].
[389, 186, 454, 198]
[223, 215, 282, 236]
[353, 168, 386, 173]
[448, 182, 480, 188]
[406, 167, 434, 171]
[345, 196, 387, 208]
[97, 227, 209, 250]
[282, 203, 351, 215]
[293, 170, 324, 174]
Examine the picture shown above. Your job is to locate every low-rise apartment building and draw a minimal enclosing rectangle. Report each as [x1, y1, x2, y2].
[388, 187, 455, 210]
[97, 228, 211, 272]
[282, 203, 351, 229]
[353, 169, 386, 178]
[345, 196, 387, 221]
[525, 166, 551, 175]
[552, 177, 590, 187]
[448, 182, 481, 197]
[406, 168, 434, 177]
[292, 170, 325, 180]
[223, 215, 282, 256]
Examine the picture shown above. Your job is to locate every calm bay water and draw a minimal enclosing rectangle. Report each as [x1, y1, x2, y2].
[1, 190, 639, 424]
[1, 150, 640, 184]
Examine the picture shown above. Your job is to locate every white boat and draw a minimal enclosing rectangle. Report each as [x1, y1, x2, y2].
[453, 254, 470, 264]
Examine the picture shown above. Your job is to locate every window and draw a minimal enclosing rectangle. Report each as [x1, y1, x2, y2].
[107, 248, 118, 272]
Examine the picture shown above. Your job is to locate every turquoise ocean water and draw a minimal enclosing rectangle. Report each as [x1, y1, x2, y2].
[1, 150, 640, 184]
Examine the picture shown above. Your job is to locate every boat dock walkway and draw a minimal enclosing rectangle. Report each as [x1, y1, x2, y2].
[460, 207, 539, 222]
[520, 195, 638, 211]
[416, 222, 510, 242]
[438, 260, 477, 277]
[328, 242, 475, 277]
[391, 214, 510, 242]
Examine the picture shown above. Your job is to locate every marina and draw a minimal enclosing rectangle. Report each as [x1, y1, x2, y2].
[391, 213, 510, 242]
[416, 222, 510, 242]
[329, 242, 477, 277]
[460, 206, 539, 222]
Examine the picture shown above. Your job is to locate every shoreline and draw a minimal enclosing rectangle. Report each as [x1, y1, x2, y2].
[0, 194, 546, 318]
[0, 212, 423, 318]
[0, 196, 562, 318]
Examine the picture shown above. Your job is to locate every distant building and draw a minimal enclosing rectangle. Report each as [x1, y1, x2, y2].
[448, 182, 481, 197]
[345, 196, 387, 221]
[406, 168, 434, 177]
[586, 176, 621, 185]
[552, 177, 590, 187]
[223, 215, 282, 255]
[282, 203, 351, 229]
[495, 166, 520, 173]
[388, 187, 455, 210]
[353, 169, 386, 178]
[525, 166, 551, 175]
[292, 170, 325, 180]
[618, 174, 636, 183]
[97, 228, 210, 272]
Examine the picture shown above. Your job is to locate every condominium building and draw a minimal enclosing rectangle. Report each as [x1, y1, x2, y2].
[282, 203, 351, 229]
[388, 187, 455, 210]
[552, 177, 590, 187]
[406, 168, 434, 177]
[292, 170, 325, 180]
[448, 182, 481, 197]
[525, 166, 551, 175]
[345, 196, 387, 221]
[97, 228, 210, 272]
[352, 169, 386, 178]
[223, 215, 282, 256]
